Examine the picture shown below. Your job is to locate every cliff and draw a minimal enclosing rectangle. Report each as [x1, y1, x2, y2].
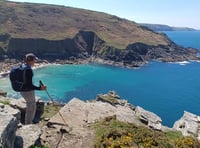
[0, 1, 199, 66]
[1, 31, 199, 68]
[1, 91, 200, 147]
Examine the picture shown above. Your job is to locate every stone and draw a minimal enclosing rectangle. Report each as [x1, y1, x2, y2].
[9, 98, 44, 124]
[0, 113, 19, 148]
[15, 124, 42, 148]
[173, 111, 200, 139]
[0, 90, 7, 97]
[135, 106, 162, 130]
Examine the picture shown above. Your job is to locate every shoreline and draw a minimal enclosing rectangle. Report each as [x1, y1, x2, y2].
[0, 58, 90, 78]
[0, 58, 200, 79]
[0, 61, 56, 78]
[1, 58, 200, 78]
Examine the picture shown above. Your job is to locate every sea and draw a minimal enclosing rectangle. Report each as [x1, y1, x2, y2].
[0, 30, 200, 127]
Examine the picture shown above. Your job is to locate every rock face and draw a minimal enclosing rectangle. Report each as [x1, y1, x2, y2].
[0, 96, 44, 148]
[173, 111, 200, 140]
[1, 31, 199, 67]
[135, 106, 162, 130]
[15, 124, 42, 148]
[0, 103, 20, 148]
[42, 97, 140, 148]
[42, 93, 164, 147]
[0, 114, 18, 148]
[9, 97, 45, 124]
[0, 90, 7, 97]
[5, 31, 105, 61]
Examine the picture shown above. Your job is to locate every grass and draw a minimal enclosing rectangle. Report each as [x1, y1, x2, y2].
[41, 103, 62, 121]
[0, 0, 171, 50]
[166, 130, 182, 140]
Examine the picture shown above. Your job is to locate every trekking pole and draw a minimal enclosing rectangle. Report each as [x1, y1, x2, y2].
[39, 80, 68, 126]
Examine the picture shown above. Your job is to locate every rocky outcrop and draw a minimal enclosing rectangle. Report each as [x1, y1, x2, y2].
[15, 124, 42, 148]
[0, 31, 199, 67]
[1, 92, 200, 147]
[173, 111, 200, 140]
[0, 96, 45, 148]
[40, 92, 165, 147]
[0, 102, 20, 148]
[135, 106, 162, 130]
[5, 31, 105, 61]
[8, 97, 45, 124]
[0, 90, 7, 97]
[0, 114, 18, 148]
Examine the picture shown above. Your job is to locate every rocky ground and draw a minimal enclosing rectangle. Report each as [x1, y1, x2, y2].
[1, 91, 200, 147]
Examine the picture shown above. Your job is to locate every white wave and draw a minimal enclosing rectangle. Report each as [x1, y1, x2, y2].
[174, 61, 190, 66]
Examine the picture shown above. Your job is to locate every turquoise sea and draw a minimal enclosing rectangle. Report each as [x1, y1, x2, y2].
[1, 31, 200, 127]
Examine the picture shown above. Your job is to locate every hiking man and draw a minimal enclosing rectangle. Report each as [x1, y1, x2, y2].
[20, 53, 47, 124]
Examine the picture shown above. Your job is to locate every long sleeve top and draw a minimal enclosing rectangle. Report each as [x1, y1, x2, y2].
[23, 64, 41, 91]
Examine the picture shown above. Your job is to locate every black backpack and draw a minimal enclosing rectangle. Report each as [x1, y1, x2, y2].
[9, 64, 30, 92]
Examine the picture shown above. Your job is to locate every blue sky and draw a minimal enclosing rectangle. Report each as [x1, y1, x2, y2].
[9, 0, 200, 29]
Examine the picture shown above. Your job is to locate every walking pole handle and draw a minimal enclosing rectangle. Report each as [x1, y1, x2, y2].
[39, 80, 44, 86]
[40, 80, 54, 103]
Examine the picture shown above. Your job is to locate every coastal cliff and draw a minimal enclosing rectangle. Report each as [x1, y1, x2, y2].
[1, 31, 199, 68]
[0, 1, 199, 67]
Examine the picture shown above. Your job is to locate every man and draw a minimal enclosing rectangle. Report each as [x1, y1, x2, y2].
[20, 53, 46, 124]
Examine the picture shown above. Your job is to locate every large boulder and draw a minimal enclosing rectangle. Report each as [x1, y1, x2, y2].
[0, 103, 20, 148]
[14, 124, 42, 148]
[42, 97, 140, 147]
[135, 106, 162, 130]
[0, 90, 7, 97]
[48, 97, 140, 128]
[42, 96, 165, 147]
[173, 111, 200, 140]
[9, 97, 45, 124]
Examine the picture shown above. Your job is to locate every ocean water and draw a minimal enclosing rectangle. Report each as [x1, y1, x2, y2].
[1, 31, 200, 127]
[163, 31, 200, 49]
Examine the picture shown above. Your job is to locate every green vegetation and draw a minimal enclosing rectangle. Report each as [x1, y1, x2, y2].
[0, 100, 10, 105]
[93, 116, 200, 148]
[0, 0, 171, 50]
[41, 103, 62, 120]
[96, 94, 120, 105]
[166, 130, 182, 140]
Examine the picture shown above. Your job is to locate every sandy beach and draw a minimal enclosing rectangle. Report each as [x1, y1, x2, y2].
[0, 61, 53, 78]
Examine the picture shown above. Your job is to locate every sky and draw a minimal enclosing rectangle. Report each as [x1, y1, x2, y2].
[8, 0, 200, 29]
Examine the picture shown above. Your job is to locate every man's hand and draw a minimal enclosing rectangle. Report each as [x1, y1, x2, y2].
[41, 85, 47, 90]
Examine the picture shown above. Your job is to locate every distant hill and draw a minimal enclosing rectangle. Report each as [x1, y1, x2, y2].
[0, 0, 170, 48]
[0, 0, 199, 67]
[140, 23, 197, 31]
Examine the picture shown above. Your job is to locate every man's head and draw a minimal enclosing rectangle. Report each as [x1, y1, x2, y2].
[25, 53, 38, 62]
[24, 53, 38, 66]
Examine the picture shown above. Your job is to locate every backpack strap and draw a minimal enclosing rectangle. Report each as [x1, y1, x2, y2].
[22, 68, 27, 84]
[21, 63, 31, 84]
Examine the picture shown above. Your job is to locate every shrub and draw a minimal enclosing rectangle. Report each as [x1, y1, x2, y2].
[93, 116, 200, 148]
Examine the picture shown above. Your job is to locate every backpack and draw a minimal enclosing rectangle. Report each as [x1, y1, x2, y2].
[9, 64, 30, 92]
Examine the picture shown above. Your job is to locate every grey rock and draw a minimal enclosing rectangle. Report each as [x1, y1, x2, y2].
[0, 90, 7, 97]
[135, 106, 162, 130]
[0, 112, 19, 148]
[15, 124, 42, 148]
[173, 111, 200, 140]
